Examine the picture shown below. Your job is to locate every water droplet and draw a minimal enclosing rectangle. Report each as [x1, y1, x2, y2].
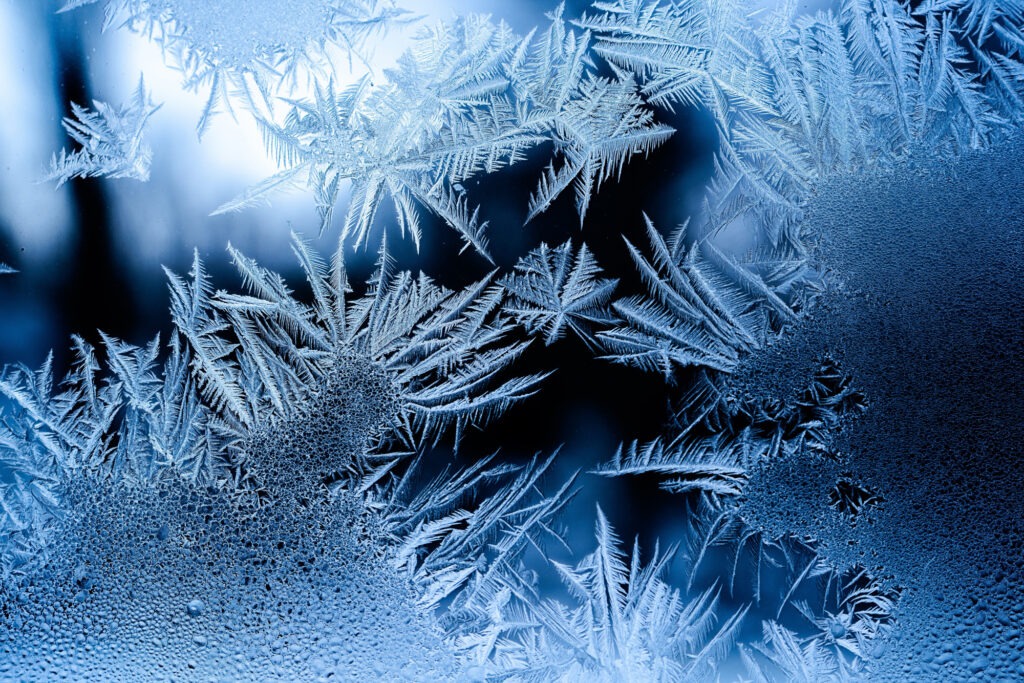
[185, 599, 204, 617]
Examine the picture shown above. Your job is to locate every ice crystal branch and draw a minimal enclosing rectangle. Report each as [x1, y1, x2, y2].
[500, 239, 618, 348]
[599, 216, 803, 377]
[46, 77, 160, 186]
[222, 8, 671, 259]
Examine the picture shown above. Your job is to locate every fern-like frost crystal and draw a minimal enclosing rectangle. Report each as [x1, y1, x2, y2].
[501, 239, 618, 347]
[46, 76, 161, 186]
[61, 0, 414, 137]
[600, 216, 803, 377]
[220, 8, 672, 258]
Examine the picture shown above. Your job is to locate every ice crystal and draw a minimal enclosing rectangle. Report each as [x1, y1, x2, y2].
[500, 239, 618, 348]
[61, 0, 413, 136]
[217, 7, 672, 258]
[45, 76, 160, 186]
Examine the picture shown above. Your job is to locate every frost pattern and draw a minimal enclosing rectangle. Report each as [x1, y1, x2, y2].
[0, 238, 890, 681]
[594, 358, 870, 530]
[577, 0, 1024, 241]
[371, 450, 574, 614]
[46, 77, 160, 186]
[62, 0, 412, 136]
[735, 143, 1024, 680]
[0, 236, 541, 580]
[459, 508, 747, 682]
[599, 216, 805, 376]
[219, 8, 673, 258]
[500, 239, 618, 348]
[11, 0, 1024, 680]
[0, 239, 570, 679]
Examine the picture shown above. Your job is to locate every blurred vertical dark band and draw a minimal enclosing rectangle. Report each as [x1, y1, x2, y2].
[52, 10, 137, 355]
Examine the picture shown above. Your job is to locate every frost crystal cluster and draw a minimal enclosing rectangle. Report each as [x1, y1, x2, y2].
[46, 77, 160, 186]
[2, 0, 1024, 681]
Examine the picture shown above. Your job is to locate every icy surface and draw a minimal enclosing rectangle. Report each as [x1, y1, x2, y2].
[736, 138, 1024, 680]
[0, 360, 456, 681]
